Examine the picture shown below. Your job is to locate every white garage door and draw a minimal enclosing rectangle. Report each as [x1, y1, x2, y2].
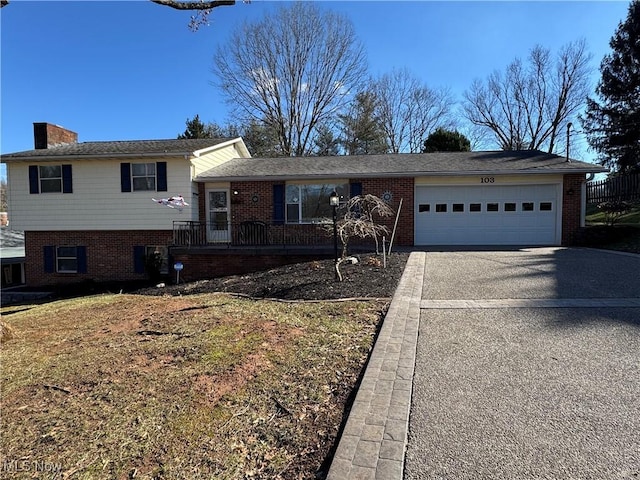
[415, 184, 560, 245]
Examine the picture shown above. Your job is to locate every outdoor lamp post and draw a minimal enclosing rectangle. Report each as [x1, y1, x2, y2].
[330, 190, 340, 279]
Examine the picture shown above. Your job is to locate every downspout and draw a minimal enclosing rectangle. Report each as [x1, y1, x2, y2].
[581, 172, 596, 227]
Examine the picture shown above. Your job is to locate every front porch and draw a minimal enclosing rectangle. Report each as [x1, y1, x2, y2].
[172, 220, 335, 249]
[171, 221, 339, 281]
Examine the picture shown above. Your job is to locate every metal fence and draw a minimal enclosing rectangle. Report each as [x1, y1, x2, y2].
[587, 173, 640, 204]
[173, 221, 334, 248]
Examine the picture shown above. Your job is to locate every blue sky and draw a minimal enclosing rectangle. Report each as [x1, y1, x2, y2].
[0, 0, 632, 179]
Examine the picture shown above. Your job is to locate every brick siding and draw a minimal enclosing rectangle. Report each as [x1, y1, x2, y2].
[562, 173, 585, 245]
[24, 230, 173, 287]
[171, 252, 333, 282]
[221, 178, 415, 246]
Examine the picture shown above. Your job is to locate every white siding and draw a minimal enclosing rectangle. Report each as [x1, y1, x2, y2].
[7, 157, 198, 231]
[191, 143, 245, 177]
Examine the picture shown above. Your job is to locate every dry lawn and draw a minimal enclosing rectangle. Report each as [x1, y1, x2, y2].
[1, 293, 387, 479]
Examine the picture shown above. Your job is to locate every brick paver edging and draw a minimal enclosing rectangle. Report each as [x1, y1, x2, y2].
[327, 252, 426, 480]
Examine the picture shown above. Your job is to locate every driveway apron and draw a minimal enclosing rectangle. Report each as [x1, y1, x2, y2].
[405, 247, 640, 480]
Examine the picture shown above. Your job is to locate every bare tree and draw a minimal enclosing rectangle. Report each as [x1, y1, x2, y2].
[213, 2, 367, 157]
[463, 40, 592, 153]
[325, 194, 393, 281]
[372, 68, 454, 153]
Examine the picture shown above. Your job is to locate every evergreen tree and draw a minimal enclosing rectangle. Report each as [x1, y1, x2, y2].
[423, 128, 472, 152]
[177, 114, 215, 139]
[339, 91, 388, 155]
[582, 1, 640, 172]
[313, 124, 341, 156]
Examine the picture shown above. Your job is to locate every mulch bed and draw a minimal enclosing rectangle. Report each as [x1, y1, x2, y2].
[135, 252, 410, 300]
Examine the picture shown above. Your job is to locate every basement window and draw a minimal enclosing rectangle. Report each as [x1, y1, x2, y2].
[56, 246, 78, 273]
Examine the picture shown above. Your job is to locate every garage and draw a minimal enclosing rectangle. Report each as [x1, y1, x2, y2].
[415, 183, 561, 245]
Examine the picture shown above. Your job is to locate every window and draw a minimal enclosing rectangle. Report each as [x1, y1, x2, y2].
[418, 204, 430, 213]
[40, 165, 62, 193]
[146, 246, 169, 275]
[285, 183, 348, 223]
[132, 163, 156, 191]
[504, 203, 516, 212]
[435, 204, 447, 213]
[43, 245, 86, 274]
[540, 202, 553, 211]
[470, 203, 481, 212]
[121, 162, 167, 193]
[452, 203, 464, 212]
[522, 202, 534, 211]
[29, 165, 72, 194]
[487, 203, 499, 212]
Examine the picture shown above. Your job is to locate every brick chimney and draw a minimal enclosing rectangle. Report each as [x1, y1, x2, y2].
[33, 123, 78, 149]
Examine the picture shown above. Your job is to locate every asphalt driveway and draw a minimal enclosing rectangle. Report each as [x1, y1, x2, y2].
[404, 248, 640, 480]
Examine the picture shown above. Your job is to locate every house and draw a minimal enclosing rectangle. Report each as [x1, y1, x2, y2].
[2, 122, 606, 287]
[2, 123, 251, 287]
[0, 228, 25, 288]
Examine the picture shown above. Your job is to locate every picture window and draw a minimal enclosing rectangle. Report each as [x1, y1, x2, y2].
[285, 183, 347, 224]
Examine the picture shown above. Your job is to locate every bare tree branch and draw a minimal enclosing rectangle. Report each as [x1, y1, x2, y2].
[150, 0, 235, 10]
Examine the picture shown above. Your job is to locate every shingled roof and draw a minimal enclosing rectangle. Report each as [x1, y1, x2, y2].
[1, 138, 233, 161]
[196, 150, 607, 181]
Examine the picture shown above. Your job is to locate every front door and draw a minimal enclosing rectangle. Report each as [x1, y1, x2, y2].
[207, 189, 230, 243]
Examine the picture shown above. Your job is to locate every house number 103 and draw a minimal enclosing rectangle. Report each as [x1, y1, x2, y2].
[481, 177, 495, 183]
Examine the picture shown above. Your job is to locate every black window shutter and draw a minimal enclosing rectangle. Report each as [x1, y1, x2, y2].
[29, 166, 39, 194]
[62, 164, 73, 193]
[134, 246, 146, 274]
[77, 246, 87, 273]
[121, 163, 132, 192]
[43, 246, 55, 273]
[273, 184, 285, 225]
[350, 182, 363, 198]
[157, 162, 167, 192]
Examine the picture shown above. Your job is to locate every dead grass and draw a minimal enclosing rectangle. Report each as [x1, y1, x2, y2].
[1, 293, 387, 479]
